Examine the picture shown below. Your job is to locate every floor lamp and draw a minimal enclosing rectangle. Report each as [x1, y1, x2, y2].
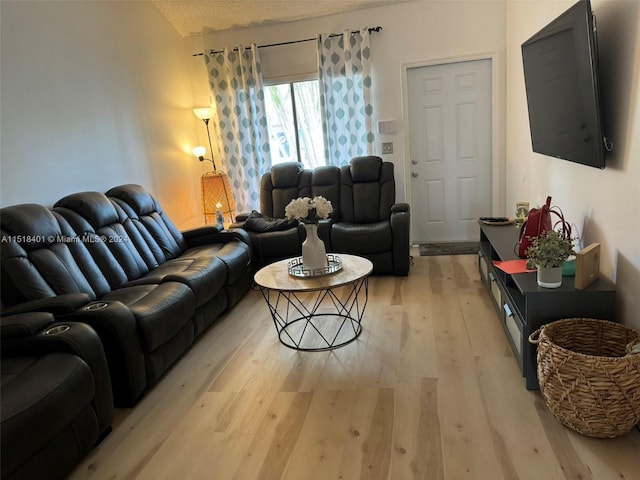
[193, 108, 236, 227]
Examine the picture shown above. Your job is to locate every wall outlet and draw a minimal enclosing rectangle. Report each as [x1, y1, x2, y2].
[382, 142, 393, 154]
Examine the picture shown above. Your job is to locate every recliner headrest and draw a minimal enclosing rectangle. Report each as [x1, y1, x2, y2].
[55, 192, 119, 228]
[350, 156, 383, 183]
[312, 166, 340, 186]
[271, 162, 305, 188]
[0, 204, 61, 249]
[106, 184, 156, 216]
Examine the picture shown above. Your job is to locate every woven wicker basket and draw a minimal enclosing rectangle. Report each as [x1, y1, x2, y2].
[529, 318, 640, 438]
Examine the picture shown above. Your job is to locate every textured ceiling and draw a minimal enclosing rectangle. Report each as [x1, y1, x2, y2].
[151, 0, 402, 37]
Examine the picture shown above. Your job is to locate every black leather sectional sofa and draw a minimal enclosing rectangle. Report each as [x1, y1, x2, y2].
[1, 184, 253, 407]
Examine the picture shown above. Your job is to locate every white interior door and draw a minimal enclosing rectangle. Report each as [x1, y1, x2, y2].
[408, 59, 492, 244]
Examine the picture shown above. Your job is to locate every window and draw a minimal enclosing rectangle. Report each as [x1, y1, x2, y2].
[264, 80, 325, 169]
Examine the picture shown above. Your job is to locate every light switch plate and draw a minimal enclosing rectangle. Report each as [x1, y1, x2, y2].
[377, 120, 397, 134]
[382, 142, 393, 154]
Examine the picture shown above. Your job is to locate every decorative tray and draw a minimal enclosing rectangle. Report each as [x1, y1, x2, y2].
[480, 217, 516, 226]
[288, 254, 343, 278]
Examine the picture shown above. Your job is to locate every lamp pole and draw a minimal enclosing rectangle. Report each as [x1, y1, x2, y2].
[201, 118, 218, 172]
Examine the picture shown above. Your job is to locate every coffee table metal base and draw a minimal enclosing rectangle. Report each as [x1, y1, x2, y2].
[258, 276, 368, 351]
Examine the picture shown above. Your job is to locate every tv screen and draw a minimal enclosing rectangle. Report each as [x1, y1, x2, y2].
[521, 0, 609, 169]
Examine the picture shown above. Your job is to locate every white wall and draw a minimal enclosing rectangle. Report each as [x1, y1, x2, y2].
[4, 0, 634, 325]
[186, 0, 507, 209]
[0, 0, 205, 229]
[1, 0, 507, 226]
[506, 0, 640, 328]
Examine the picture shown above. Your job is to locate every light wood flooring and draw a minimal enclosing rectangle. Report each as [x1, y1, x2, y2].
[69, 251, 640, 479]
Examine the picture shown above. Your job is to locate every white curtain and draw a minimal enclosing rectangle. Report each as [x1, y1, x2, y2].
[317, 28, 375, 167]
[204, 44, 271, 213]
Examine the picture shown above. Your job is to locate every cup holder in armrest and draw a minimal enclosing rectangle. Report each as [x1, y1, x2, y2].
[44, 325, 71, 335]
[85, 302, 109, 311]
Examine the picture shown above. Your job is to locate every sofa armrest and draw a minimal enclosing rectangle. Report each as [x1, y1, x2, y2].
[228, 212, 252, 230]
[390, 206, 411, 276]
[391, 202, 410, 213]
[216, 228, 251, 245]
[0, 293, 92, 317]
[0, 312, 55, 339]
[181, 224, 223, 242]
[184, 227, 251, 249]
[234, 211, 252, 222]
[59, 301, 146, 407]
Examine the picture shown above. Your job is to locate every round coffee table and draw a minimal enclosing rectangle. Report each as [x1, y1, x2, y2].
[254, 254, 373, 351]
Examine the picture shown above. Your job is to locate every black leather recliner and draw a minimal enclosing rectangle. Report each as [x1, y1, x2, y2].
[234, 157, 410, 275]
[1, 312, 114, 480]
[332, 156, 410, 275]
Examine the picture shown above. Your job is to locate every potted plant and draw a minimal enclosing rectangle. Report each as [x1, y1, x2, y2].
[525, 230, 575, 288]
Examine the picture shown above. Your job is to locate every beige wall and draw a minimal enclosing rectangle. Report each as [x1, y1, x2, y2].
[506, 0, 640, 328]
[0, 0, 206, 229]
[186, 0, 507, 208]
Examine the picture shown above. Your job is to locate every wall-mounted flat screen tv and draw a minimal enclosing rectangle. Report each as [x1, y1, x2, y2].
[521, 0, 610, 169]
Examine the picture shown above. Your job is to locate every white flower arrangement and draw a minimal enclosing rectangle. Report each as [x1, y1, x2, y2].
[285, 196, 333, 224]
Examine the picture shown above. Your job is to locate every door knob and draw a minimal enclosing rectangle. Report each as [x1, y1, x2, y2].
[411, 172, 418, 178]
[411, 160, 418, 165]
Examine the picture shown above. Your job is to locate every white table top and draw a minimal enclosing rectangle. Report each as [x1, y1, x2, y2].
[254, 254, 373, 292]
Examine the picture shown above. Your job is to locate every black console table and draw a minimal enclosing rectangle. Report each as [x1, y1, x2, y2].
[478, 222, 616, 389]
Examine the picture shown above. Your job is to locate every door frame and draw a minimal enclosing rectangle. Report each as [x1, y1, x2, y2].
[401, 53, 505, 245]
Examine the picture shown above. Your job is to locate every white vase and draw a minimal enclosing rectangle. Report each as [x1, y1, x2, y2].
[537, 266, 563, 288]
[301, 223, 327, 272]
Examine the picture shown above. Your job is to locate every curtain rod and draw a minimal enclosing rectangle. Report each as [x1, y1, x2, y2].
[192, 26, 382, 57]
